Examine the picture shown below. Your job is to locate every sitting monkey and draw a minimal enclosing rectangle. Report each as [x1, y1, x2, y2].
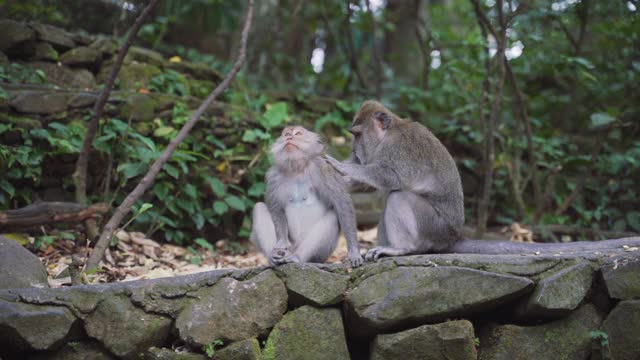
[327, 100, 640, 259]
[250, 126, 364, 267]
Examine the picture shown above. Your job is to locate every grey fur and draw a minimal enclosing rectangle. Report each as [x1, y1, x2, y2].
[325, 100, 464, 260]
[250, 126, 363, 267]
[329, 100, 640, 259]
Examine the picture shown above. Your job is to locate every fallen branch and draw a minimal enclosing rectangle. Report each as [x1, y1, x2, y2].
[86, 0, 255, 271]
[0, 202, 109, 230]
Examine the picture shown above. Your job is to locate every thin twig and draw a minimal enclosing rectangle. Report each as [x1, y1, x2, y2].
[86, 0, 255, 270]
[73, 0, 159, 206]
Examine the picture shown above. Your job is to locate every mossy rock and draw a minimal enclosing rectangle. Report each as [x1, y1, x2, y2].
[27, 61, 96, 89]
[370, 320, 477, 360]
[83, 296, 172, 359]
[479, 304, 603, 360]
[126, 46, 165, 67]
[60, 46, 101, 67]
[30, 42, 59, 61]
[263, 306, 349, 360]
[601, 300, 640, 360]
[0, 20, 35, 52]
[0, 113, 42, 129]
[89, 37, 119, 57]
[30, 23, 75, 50]
[601, 256, 640, 300]
[120, 93, 161, 122]
[166, 61, 223, 82]
[99, 62, 162, 90]
[213, 338, 262, 360]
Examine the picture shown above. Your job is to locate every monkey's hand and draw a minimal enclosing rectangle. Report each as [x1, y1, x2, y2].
[345, 252, 364, 268]
[324, 155, 355, 178]
[269, 247, 301, 265]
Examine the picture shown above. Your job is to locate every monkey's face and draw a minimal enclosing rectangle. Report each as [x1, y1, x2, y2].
[271, 126, 324, 162]
[351, 101, 390, 164]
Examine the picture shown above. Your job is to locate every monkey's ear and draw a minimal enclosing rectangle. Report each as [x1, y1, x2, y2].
[373, 111, 392, 130]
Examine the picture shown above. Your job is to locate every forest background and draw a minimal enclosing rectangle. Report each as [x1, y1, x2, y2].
[1, 0, 639, 266]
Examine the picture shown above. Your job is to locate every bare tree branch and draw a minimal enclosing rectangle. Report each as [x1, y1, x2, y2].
[73, 0, 159, 206]
[86, 0, 255, 270]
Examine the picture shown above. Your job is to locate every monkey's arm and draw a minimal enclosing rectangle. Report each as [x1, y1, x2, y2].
[264, 178, 292, 264]
[325, 157, 402, 191]
[316, 162, 364, 267]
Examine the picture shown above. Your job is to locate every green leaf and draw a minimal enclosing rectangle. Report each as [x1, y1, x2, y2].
[208, 178, 226, 197]
[184, 184, 198, 199]
[0, 180, 15, 197]
[193, 213, 205, 230]
[626, 211, 640, 232]
[154, 126, 175, 137]
[590, 113, 616, 128]
[195, 237, 214, 252]
[163, 163, 180, 179]
[154, 182, 170, 200]
[262, 102, 288, 129]
[213, 201, 229, 215]
[248, 182, 266, 197]
[117, 162, 147, 179]
[224, 195, 246, 211]
[242, 130, 257, 142]
[138, 203, 153, 214]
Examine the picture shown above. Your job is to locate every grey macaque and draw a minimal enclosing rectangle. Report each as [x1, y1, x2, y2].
[326, 100, 640, 259]
[250, 126, 364, 267]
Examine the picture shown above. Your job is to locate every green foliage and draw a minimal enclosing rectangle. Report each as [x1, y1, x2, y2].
[203, 339, 224, 357]
[0, 63, 47, 84]
[590, 330, 610, 359]
[149, 69, 189, 96]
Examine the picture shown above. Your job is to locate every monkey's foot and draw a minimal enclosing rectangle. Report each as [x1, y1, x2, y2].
[345, 253, 364, 268]
[269, 248, 301, 265]
[365, 246, 413, 261]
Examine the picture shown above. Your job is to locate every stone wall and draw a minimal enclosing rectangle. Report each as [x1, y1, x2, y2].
[1, 250, 638, 359]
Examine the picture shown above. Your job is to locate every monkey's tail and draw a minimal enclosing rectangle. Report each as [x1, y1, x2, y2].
[449, 237, 640, 255]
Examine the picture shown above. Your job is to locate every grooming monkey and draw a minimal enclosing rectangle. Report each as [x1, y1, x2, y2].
[250, 126, 364, 267]
[326, 100, 640, 259]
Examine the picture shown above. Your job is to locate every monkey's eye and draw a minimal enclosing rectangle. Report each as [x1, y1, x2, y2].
[295, 131, 302, 136]
[284, 132, 291, 137]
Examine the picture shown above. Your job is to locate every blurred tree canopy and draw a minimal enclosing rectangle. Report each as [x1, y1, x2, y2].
[2, 0, 639, 240]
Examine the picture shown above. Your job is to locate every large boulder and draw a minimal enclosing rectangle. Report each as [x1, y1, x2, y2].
[276, 263, 349, 306]
[516, 262, 593, 318]
[0, 235, 49, 289]
[175, 270, 287, 346]
[30, 23, 75, 50]
[0, 20, 35, 52]
[83, 296, 172, 359]
[479, 304, 603, 360]
[601, 300, 640, 360]
[601, 255, 640, 300]
[30, 42, 59, 61]
[0, 301, 80, 354]
[27, 61, 96, 89]
[10, 91, 69, 114]
[126, 46, 165, 67]
[263, 306, 349, 360]
[345, 266, 533, 336]
[60, 46, 101, 67]
[370, 320, 477, 360]
[98, 61, 162, 90]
